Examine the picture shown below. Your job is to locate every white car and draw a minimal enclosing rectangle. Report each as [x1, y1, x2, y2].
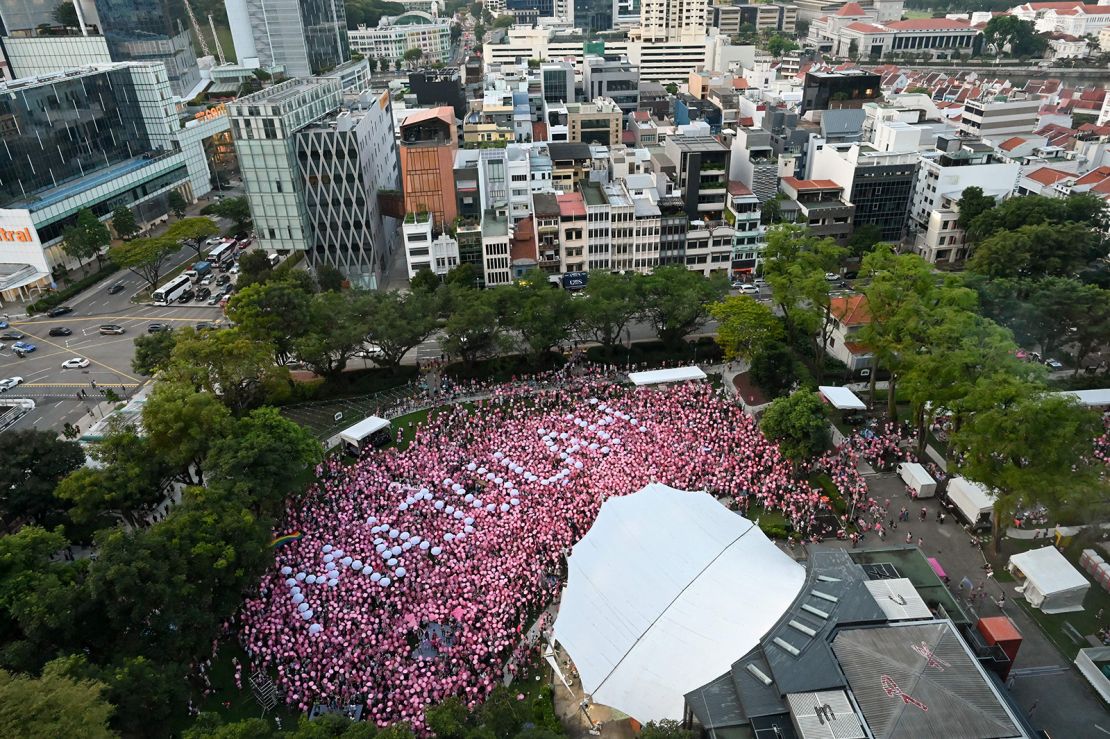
[229, 264, 241, 274]
[0, 376, 23, 392]
[825, 272, 840, 281]
[61, 358, 90, 369]
[738, 284, 760, 295]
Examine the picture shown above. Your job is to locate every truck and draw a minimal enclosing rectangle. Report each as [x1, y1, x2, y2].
[945, 476, 995, 531]
[191, 261, 212, 280]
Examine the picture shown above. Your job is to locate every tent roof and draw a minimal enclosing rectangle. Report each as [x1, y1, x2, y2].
[628, 366, 707, 386]
[1057, 388, 1110, 407]
[948, 477, 995, 511]
[818, 386, 866, 410]
[553, 483, 805, 722]
[338, 416, 390, 444]
[1009, 546, 1090, 595]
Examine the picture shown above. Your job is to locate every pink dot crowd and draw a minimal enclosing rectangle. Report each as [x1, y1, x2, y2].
[239, 376, 862, 728]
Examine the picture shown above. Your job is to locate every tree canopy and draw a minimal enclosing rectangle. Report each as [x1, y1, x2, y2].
[759, 390, 829, 462]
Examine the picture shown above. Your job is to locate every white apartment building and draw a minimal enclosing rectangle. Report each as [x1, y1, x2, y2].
[348, 12, 453, 66]
[959, 96, 1040, 144]
[909, 136, 1020, 233]
[914, 194, 970, 264]
[637, 0, 708, 42]
[401, 212, 461, 278]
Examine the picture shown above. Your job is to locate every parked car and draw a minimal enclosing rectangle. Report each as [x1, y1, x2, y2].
[46, 305, 73, 317]
[196, 287, 212, 301]
[221, 283, 234, 296]
[11, 341, 36, 352]
[61, 358, 90, 369]
[177, 290, 195, 304]
[207, 295, 220, 306]
[195, 321, 216, 331]
[1044, 358, 1064, 371]
[98, 324, 125, 335]
[216, 273, 231, 286]
[0, 376, 23, 392]
[147, 323, 168, 333]
[200, 276, 213, 286]
[738, 284, 759, 295]
[0, 320, 7, 329]
[48, 327, 72, 337]
[0, 331, 25, 341]
[107, 282, 126, 295]
[228, 264, 240, 275]
[824, 272, 840, 281]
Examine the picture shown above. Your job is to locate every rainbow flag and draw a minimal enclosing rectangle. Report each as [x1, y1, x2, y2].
[270, 531, 303, 548]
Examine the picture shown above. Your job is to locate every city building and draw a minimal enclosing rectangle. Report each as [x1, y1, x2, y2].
[710, 1, 797, 34]
[637, 0, 708, 42]
[0, 62, 208, 303]
[227, 0, 350, 79]
[809, 142, 919, 241]
[401, 211, 460, 278]
[725, 181, 765, 277]
[806, 8, 980, 61]
[0, 0, 113, 79]
[663, 133, 731, 224]
[793, 0, 904, 22]
[296, 89, 401, 288]
[567, 98, 624, 145]
[779, 176, 856, 243]
[574, 0, 614, 34]
[408, 69, 467, 119]
[909, 135, 1020, 233]
[347, 12, 452, 67]
[399, 106, 459, 227]
[583, 55, 640, 116]
[914, 193, 971, 264]
[91, 0, 201, 98]
[556, 191, 587, 273]
[540, 61, 575, 105]
[959, 96, 1041, 144]
[824, 293, 873, 370]
[228, 77, 343, 255]
[800, 70, 882, 114]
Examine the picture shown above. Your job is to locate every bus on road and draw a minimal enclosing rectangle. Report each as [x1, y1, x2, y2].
[153, 274, 193, 305]
[207, 240, 237, 269]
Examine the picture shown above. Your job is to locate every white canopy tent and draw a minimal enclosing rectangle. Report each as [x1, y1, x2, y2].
[1056, 388, 1110, 408]
[628, 366, 707, 386]
[338, 416, 390, 451]
[898, 462, 937, 498]
[946, 476, 995, 529]
[818, 386, 867, 411]
[553, 483, 806, 723]
[1008, 546, 1090, 614]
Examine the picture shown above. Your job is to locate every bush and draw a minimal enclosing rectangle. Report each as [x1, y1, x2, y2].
[28, 264, 120, 314]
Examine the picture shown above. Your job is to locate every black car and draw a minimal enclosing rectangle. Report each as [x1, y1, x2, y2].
[48, 327, 72, 337]
[196, 287, 212, 301]
[177, 290, 195, 304]
[147, 323, 168, 333]
[46, 306, 73, 317]
[0, 331, 25, 341]
[195, 321, 216, 331]
[107, 282, 126, 295]
[221, 283, 234, 295]
[216, 273, 231, 286]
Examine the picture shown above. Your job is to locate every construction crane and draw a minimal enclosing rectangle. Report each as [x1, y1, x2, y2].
[183, 0, 211, 58]
[209, 14, 226, 65]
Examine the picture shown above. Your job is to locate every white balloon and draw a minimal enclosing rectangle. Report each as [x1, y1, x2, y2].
[430, 546, 442, 556]
[306, 575, 317, 584]
[280, 566, 293, 575]
[334, 549, 344, 558]
[575, 461, 584, 469]
[298, 602, 309, 612]
[395, 567, 406, 577]
[464, 525, 475, 534]
[419, 540, 431, 550]
[322, 544, 333, 553]
[486, 503, 496, 511]
[362, 567, 373, 576]
[434, 500, 445, 510]
[371, 572, 382, 582]
[467, 463, 477, 471]
[301, 611, 312, 620]
[352, 560, 363, 571]
[464, 517, 474, 525]
[511, 498, 520, 506]
[388, 557, 398, 566]
[444, 533, 454, 542]
[464, 494, 475, 503]
[389, 529, 400, 538]
[296, 572, 306, 581]
[367, 516, 378, 525]
[446, 505, 455, 514]
[500, 503, 510, 512]
[453, 510, 464, 520]
[293, 593, 305, 604]
[285, 577, 296, 587]
[400, 531, 410, 540]
[376, 543, 387, 553]
[327, 579, 338, 588]
[398, 502, 409, 511]
[341, 556, 352, 566]
[391, 546, 402, 556]
[379, 577, 391, 587]
[410, 536, 421, 545]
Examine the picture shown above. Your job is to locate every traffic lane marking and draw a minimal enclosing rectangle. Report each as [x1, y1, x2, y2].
[15, 331, 142, 383]
[24, 382, 139, 388]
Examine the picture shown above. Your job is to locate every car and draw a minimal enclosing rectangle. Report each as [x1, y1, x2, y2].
[0, 376, 23, 392]
[739, 284, 760, 295]
[61, 358, 90, 369]
[196, 287, 212, 301]
[46, 305, 73, 317]
[216, 273, 231, 285]
[1044, 358, 1064, 371]
[228, 264, 240, 274]
[221, 283, 234, 296]
[48, 327, 72, 337]
[0, 331, 25, 341]
[195, 321, 216, 331]
[147, 323, 168, 333]
[177, 290, 195, 303]
[107, 282, 126, 295]
[753, 277, 766, 286]
[0, 320, 8, 329]
[11, 342, 36, 353]
[824, 272, 840, 281]
[200, 276, 213, 286]
[207, 295, 220, 305]
[98, 324, 125, 335]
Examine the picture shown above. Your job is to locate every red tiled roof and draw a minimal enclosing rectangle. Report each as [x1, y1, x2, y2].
[510, 217, 537, 262]
[631, 111, 651, 121]
[844, 341, 872, 355]
[399, 105, 455, 129]
[835, 2, 868, 15]
[846, 21, 887, 32]
[885, 18, 972, 30]
[556, 192, 586, 218]
[732, 78, 750, 90]
[1024, 166, 1073, 185]
[830, 294, 872, 326]
[727, 181, 753, 197]
[532, 121, 548, 141]
[998, 136, 1027, 151]
[739, 116, 755, 127]
[1021, 1, 1085, 9]
[1073, 165, 1110, 186]
[783, 176, 841, 191]
[622, 130, 636, 144]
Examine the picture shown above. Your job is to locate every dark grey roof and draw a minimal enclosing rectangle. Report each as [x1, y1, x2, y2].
[831, 622, 1025, 739]
[547, 142, 592, 161]
[532, 192, 560, 217]
[820, 109, 866, 138]
[685, 671, 747, 730]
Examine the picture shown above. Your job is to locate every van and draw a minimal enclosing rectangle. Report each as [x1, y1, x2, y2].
[99, 324, 125, 335]
[267, 253, 281, 267]
[183, 269, 198, 281]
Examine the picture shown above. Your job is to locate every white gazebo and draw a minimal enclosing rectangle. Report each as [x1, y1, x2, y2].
[552, 483, 806, 723]
[338, 416, 391, 453]
[628, 366, 707, 386]
[818, 385, 867, 411]
[1008, 546, 1090, 614]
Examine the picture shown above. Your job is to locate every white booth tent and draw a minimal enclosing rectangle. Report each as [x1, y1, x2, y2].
[1008, 546, 1090, 614]
[628, 366, 707, 386]
[898, 462, 937, 498]
[946, 476, 995, 529]
[553, 483, 806, 723]
[338, 416, 390, 450]
[818, 385, 867, 411]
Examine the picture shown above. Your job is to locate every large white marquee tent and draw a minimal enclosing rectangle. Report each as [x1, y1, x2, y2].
[552, 483, 806, 723]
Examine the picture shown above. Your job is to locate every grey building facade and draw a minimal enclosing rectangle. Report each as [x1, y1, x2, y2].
[583, 55, 640, 116]
[242, 0, 350, 79]
[93, 0, 201, 98]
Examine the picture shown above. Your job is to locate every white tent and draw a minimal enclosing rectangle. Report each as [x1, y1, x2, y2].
[1056, 388, 1110, 408]
[946, 476, 995, 529]
[628, 366, 707, 386]
[338, 416, 390, 450]
[898, 462, 937, 498]
[818, 385, 867, 411]
[1008, 546, 1090, 614]
[553, 483, 806, 723]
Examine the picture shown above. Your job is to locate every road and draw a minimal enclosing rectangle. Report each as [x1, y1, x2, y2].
[0, 244, 225, 434]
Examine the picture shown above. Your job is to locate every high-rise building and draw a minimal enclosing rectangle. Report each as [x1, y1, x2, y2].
[0, 0, 113, 78]
[398, 106, 459, 227]
[809, 142, 918, 241]
[92, 0, 201, 98]
[230, 0, 350, 79]
[637, 0, 707, 42]
[574, 0, 613, 34]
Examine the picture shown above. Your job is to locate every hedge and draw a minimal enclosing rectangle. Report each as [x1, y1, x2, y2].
[28, 264, 121, 314]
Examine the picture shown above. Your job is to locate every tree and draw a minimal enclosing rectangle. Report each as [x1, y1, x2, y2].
[425, 697, 470, 739]
[109, 236, 176, 289]
[55, 436, 167, 531]
[410, 268, 441, 293]
[442, 290, 502, 365]
[142, 381, 232, 484]
[955, 186, 996, 233]
[363, 289, 441, 369]
[640, 719, 695, 739]
[0, 664, 114, 738]
[442, 262, 479, 290]
[54, 2, 79, 27]
[201, 196, 252, 231]
[168, 190, 188, 219]
[394, 59, 403, 71]
[965, 192, 1107, 243]
[750, 341, 807, 398]
[315, 263, 346, 292]
[967, 222, 1102, 280]
[637, 265, 728, 348]
[168, 217, 219, 260]
[236, 249, 275, 288]
[293, 291, 370, 381]
[983, 16, 1047, 57]
[493, 14, 515, 28]
[111, 205, 140, 241]
[766, 33, 799, 57]
[951, 391, 1105, 552]
[403, 47, 424, 68]
[665, 82, 678, 95]
[366, 56, 378, 73]
[0, 430, 85, 528]
[183, 715, 277, 739]
[709, 295, 784, 362]
[164, 329, 290, 414]
[132, 329, 178, 375]
[845, 223, 882, 258]
[575, 272, 639, 353]
[62, 208, 112, 269]
[759, 390, 829, 462]
[498, 270, 576, 364]
[226, 278, 314, 363]
[848, 39, 859, 59]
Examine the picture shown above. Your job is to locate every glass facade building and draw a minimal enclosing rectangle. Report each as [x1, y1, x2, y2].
[244, 0, 349, 79]
[0, 0, 66, 35]
[93, 0, 200, 98]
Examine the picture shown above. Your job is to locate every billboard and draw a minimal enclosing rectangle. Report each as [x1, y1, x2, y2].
[0, 209, 50, 274]
[562, 271, 588, 290]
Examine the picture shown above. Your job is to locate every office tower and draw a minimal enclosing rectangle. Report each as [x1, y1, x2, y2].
[638, 0, 707, 42]
[583, 55, 639, 116]
[574, 0, 613, 34]
[92, 0, 201, 98]
[0, 0, 111, 78]
[231, 0, 350, 79]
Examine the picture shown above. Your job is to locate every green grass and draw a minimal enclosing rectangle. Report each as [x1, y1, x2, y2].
[903, 9, 933, 18]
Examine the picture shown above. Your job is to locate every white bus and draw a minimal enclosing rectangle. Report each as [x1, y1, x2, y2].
[207, 241, 237, 269]
[153, 274, 193, 305]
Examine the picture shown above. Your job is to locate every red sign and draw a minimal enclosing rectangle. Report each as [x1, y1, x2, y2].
[912, 641, 951, 671]
[881, 675, 928, 711]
